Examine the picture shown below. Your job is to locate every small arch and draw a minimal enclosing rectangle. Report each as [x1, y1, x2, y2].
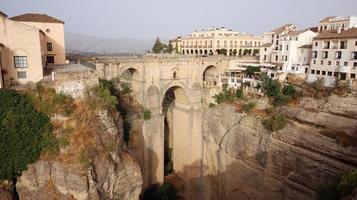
[186, 49, 189, 54]
[173, 71, 177, 79]
[190, 49, 194, 54]
[182, 49, 185, 55]
[195, 49, 198, 55]
[199, 49, 203, 54]
[203, 65, 218, 87]
[204, 50, 208, 55]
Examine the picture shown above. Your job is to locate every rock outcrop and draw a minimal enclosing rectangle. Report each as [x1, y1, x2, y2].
[201, 95, 357, 200]
[16, 109, 143, 200]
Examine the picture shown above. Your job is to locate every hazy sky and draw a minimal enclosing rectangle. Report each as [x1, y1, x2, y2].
[1, 0, 357, 39]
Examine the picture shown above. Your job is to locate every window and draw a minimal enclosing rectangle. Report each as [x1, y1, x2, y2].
[324, 41, 330, 49]
[264, 55, 267, 61]
[328, 71, 333, 76]
[312, 51, 317, 58]
[313, 60, 316, 64]
[336, 61, 340, 66]
[328, 61, 331, 65]
[264, 48, 267, 52]
[311, 70, 315, 74]
[340, 41, 347, 49]
[351, 73, 356, 79]
[17, 71, 27, 79]
[14, 56, 28, 68]
[323, 51, 328, 59]
[47, 42, 53, 51]
[354, 62, 357, 67]
[315, 42, 318, 47]
[286, 45, 289, 50]
[355, 41, 357, 46]
[317, 70, 321, 75]
[322, 71, 326, 75]
[335, 51, 342, 59]
[352, 52, 357, 59]
[344, 62, 348, 66]
[275, 55, 278, 61]
[321, 60, 324, 65]
[334, 72, 338, 77]
[305, 68, 308, 74]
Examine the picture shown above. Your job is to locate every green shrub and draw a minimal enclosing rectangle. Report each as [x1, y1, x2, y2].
[213, 88, 235, 104]
[272, 94, 289, 107]
[86, 83, 118, 110]
[262, 114, 288, 132]
[235, 88, 244, 99]
[262, 76, 281, 97]
[0, 89, 52, 180]
[317, 171, 357, 200]
[242, 102, 256, 112]
[244, 66, 261, 76]
[121, 83, 131, 94]
[26, 85, 75, 117]
[143, 109, 151, 121]
[282, 85, 296, 96]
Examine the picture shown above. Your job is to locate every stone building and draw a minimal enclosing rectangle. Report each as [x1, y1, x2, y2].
[171, 27, 263, 56]
[318, 15, 357, 33]
[10, 13, 66, 65]
[0, 11, 65, 88]
[307, 28, 357, 86]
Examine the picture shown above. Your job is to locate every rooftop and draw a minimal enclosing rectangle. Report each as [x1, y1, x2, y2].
[314, 28, 357, 40]
[270, 24, 295, 33]
[299, 44, 313, 48]
[260, 43, 272, 47]
[9, 13, 64, 24]
[319, 16, 337, 23]
[0, 10, 7, 18]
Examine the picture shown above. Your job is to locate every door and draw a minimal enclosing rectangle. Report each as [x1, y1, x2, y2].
[46, 55, 55, 64]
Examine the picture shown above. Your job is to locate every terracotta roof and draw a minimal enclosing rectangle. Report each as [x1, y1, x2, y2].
[314, 28, 357, 40]
[9, 13, 64, 24]
[260, 43, 272, 47]
[299, 44, 313, 48]
[0, 11, 7, 18]
[319, 16, 336, 23]
[270, 24, 294, 33]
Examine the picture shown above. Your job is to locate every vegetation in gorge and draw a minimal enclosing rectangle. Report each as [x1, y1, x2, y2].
[262, 114, 288, 132]
[0, 89, 53, 180]
[317, 171, 357, 200]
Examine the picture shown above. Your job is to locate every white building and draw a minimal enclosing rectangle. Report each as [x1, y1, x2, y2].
[307, 28, 357, 87]
[318, 15, 357, 33]
[259, 24, 317, 78]
[171, 27, 263, 56]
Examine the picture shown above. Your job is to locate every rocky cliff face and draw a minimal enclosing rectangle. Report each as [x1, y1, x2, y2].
[201, 94, 357, 200]
[16, 109, 143, 200]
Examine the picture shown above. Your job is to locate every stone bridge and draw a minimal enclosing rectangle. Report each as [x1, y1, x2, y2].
[95, 55, 257, 197]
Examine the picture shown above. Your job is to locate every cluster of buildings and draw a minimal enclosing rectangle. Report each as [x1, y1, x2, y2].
[0, 11, 65, 88]
[219, 15, 357, 88]
[170, 27, 262, 56]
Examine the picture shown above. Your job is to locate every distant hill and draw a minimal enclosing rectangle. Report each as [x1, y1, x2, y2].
[65, 32, 158, 54]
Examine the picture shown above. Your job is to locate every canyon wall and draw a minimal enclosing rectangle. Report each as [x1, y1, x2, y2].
[200, 95, 357, 200]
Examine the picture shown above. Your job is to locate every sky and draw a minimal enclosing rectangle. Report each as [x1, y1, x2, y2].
[1, 0, 357, 39]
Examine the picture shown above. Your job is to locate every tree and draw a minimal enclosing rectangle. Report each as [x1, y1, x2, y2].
[0, 89, 52, 180]
[152, 37, 165, 53]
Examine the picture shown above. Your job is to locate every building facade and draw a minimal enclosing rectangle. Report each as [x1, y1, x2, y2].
[259, 24, 317, 76]
[10, 13, 66, 65]
[171, 27, 263, 56]
[307, 28, 357, 86]
[0, 11, 65, 88]
[318, 15, 357, 33]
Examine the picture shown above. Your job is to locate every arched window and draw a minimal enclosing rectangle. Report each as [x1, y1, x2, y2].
[173, 71, 177, 79]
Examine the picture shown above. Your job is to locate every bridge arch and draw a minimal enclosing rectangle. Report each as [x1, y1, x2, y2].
[202, 65, 218, 87]
[161, 85, 190, 176]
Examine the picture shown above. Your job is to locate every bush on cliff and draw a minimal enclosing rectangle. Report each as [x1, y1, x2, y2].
[317, 171, 357, 200]
[0, 89, 52, 180]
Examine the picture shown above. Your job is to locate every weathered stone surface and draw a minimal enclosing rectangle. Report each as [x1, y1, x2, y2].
[16, 110, 143, 200]
[201, 95, 357, 200]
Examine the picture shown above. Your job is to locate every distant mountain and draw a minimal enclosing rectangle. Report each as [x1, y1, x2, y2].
[65, 32, 157, 54]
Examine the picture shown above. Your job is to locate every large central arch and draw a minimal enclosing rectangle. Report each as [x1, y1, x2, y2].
[161, 86, 189, 177]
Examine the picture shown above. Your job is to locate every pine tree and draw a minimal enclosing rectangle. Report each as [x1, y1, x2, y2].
[152, 37, 164, 53]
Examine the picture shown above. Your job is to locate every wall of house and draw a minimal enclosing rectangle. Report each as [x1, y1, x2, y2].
[18, 21, 66, 65]
[0, 15, 43, 86]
